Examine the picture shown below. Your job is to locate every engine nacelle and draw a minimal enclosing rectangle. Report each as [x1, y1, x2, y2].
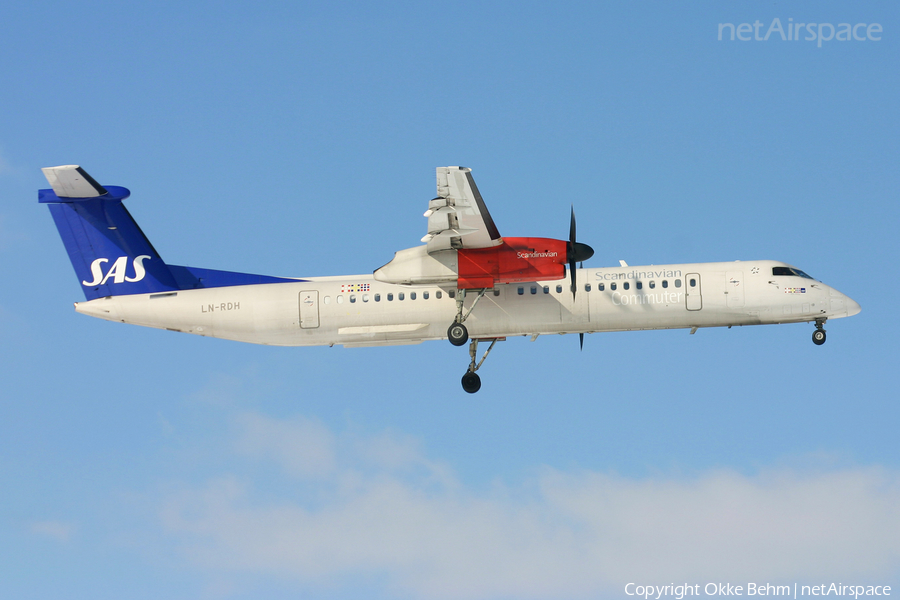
[374, 237, 569, 289]
[373, 245, 458, 285]
[458, 237, 567, 289]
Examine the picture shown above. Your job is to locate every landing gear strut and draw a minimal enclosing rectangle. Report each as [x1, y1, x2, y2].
[460, 337, 499, 394]
[812, 318, 827, 346]
[447, 288, 487, 347]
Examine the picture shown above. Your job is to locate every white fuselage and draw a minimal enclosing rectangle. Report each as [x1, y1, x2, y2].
[74, 260, 860, 347]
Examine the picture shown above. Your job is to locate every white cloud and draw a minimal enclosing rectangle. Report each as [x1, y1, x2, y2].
[159, 412, 900, 599]
[234, 412, 337, 479]
[31, 520, 76, 542]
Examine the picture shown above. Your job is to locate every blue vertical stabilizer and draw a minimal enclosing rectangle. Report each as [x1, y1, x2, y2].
[40, 165, 301, 301]
[40, 168, 180, 300]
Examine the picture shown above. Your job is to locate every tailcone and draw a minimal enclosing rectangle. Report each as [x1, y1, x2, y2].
[74, 297, 120, 321]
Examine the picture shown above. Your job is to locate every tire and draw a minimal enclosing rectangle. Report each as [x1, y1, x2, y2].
[448, 322, 468, 346]
[461, 371, 481, 394]
[812, 329, 826, 345]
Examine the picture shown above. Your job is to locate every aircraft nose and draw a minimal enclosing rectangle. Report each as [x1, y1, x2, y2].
[846, 296, 861, 317]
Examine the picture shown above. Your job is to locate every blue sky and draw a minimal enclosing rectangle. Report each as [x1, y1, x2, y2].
[1, 1, 898, 599]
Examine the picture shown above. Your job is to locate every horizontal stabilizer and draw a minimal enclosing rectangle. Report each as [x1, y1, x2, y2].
[41, 165, 107, 198]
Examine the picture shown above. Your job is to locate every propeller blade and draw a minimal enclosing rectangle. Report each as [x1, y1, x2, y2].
[569, 206, 577, 298]
[569, 257, 577, 298]
[567, 206, 594, 298]
[569, 205, 576, 246]
[568, 206, 592, 351]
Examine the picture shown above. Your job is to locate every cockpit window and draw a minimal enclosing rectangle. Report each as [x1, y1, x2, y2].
[772, 266, 814, 279]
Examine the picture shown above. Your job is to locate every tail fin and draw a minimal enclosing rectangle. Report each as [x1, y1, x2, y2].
[40, 165, 180, 300]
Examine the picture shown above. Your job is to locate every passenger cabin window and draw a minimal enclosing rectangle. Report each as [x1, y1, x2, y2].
[448, 290, 455, 298]
[362, 294, 369, 302]
[611, 282, 617, 291]
[410, 292, 416, 300]
[649, 281, 655, 289]
[530, 286, 537, 295]
[585, 283, 591, 292]
[493, 289, 500, 296]
[556, 285, 563, 293]
[689, 278, 696, 287]
[623, 282, 630, 290]
[423, 291, 429, 300]
[518, 287, 524, 295]
[436, 291, 442, 299]
[374, 294, 380, 302]
[387, 293, 394, 301]
[543, 286, 549, 294]
[773, 266, 814, 279]
[636, 281, 642, 290]
[674, 279, 682, 288]
[662, 280, 668, 288]
[598, 283, 605, 291]
[399, 292, 405, 300]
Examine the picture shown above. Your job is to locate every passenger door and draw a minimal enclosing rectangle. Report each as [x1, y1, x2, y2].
[299, 290, 320, 328]
[685, 273, 702, 311]
[726, 271, 744, 308]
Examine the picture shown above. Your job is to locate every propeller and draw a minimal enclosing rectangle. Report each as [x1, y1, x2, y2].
[566, 206, 594, 350]
[567, 206, 594, 299]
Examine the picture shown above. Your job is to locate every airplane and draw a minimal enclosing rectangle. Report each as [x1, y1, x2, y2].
[40, 165, 861, 393]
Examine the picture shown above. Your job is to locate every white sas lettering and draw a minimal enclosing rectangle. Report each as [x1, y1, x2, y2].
[83, 255, 152, 286]
[100, 256, 129, 285]
[82, 258, 109, 286]
[127, 255, 151, 282]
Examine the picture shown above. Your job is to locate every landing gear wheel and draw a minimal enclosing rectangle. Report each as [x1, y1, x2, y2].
[461, 371, 481, 394]
[448, 322, 468, 346]
[812, 329, 826, 345]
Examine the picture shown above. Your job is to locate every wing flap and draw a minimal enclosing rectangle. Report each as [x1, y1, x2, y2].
[425, 167, 502, 252]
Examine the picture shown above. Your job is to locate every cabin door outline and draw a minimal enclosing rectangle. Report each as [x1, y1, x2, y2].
[726, 271, 744, 308]
[685, 273, 702, 311]
[299, 290, 320, 328]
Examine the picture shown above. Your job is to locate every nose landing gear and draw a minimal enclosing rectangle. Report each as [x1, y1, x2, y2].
[812, 318, 827, 345]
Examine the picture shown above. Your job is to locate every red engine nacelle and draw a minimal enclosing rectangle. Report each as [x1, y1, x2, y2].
[457, 237, 569, 289]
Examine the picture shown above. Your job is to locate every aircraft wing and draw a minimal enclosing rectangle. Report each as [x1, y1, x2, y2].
[422, 167, 502, 253]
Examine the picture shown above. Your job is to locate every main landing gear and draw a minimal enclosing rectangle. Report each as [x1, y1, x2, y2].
[812, 318, 827, 346]
[446, 288, 497, 393]
[447, 288, 488, 347]
[460, 337, 500, 394]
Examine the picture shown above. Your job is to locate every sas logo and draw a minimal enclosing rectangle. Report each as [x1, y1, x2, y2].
[82, 255, 152, 286]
